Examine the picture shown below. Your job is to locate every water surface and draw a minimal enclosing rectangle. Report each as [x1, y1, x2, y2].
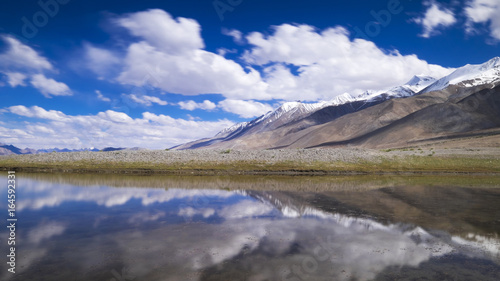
[1, 174, 500, 281]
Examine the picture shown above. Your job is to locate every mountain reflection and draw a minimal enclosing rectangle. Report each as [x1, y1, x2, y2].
[1, 175, 499, 281]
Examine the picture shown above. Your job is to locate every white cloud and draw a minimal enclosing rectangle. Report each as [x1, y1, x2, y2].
[117, 42, 268, 99]
[242, 24, 453, 100]
[178, 100, 217, 111]
[218, 99, 273, 118]
[97, 110, 133, 123]
[0, 35, 53, 72]
[412, 1, 457, 38]
[0, 36, 73, 99]
[79, 9, 454, 105]
[222, 28, 244, 44]
[30, 74, 72, 98]
[4, 72, 27, 87]
[2, 105, 234, 149]
[8, 105, 67, 121]
[26, 124, 56, 134]
[465, 0, 500, 40]
[122, 93, 168, 106]
[95, 90, 111, 102]
[116, 9, 204, 55]
[84, 44, 120, 78]
[114, 9, 269, 100]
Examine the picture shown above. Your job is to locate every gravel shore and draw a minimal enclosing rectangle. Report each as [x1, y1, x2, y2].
[2, 147, 499, 175]
[3, 147, 500, 163]
[2, 148, 382, 164]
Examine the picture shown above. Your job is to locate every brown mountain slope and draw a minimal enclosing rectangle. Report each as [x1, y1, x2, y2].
[177, 82, 500, 150]
[182, 90, 450, 150]
[301, 83, 500, 149]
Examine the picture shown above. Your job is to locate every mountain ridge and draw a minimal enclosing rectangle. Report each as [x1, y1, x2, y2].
[174, 57, 500, 150]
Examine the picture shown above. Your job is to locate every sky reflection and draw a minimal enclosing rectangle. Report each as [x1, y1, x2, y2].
[1, 175, 499, 281]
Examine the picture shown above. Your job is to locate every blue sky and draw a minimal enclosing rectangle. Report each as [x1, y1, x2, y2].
[0, 0, 499, 149]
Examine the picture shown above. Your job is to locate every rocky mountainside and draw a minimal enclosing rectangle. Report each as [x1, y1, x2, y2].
[174, 57, 500, 150]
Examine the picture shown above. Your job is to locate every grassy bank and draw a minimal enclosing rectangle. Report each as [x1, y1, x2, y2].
[1, 154, 499, 175]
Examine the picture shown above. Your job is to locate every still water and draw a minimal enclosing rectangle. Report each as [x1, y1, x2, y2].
[1, 173, 500, 281]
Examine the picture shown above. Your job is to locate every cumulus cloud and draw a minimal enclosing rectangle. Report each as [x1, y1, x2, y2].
[116, 9, 204, 55]
[412, 1, 457, 38]
[116, 41, 268, 99]
[122, 93, 168, 106]
[465, 0, 500, 40]
[84, 9, 453, 105]
[2, 105, 234, 149]
[8, 105, 67, 121]
[4, 72, 27, 87]
[242, 24, 453, 100]
[218, 99, 273, 118]
[178, 100, 217, 111]
[114, 9, 269, 100]
[30, 74, 72, 98]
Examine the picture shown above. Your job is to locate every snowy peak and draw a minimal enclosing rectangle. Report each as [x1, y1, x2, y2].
[214, 100, 333, 138]
[353, 75, 437, 102]
[255, 101, 325, 125]
[423, 57, 500, 93]
[331, 93, 355, 105]
[405, 75, 437, 88]
[277, 101, 316, 114]
[479, 56, 500, 71]
[215, 121, 249, 138]
[260, 93, 356, 124]
[224, 94, 357, 134]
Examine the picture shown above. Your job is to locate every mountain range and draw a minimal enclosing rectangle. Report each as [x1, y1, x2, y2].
[0, 144, 101, 156]
[174, 57, 500, 150]
[0, 145, 150, 156]
[3, 57, 499, 154]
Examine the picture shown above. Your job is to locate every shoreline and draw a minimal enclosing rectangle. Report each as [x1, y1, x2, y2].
[1, 147, 500, 176]
[3, 166, 500, 176]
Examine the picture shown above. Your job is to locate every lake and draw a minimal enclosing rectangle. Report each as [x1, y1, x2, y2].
[1, 173, 500, 281]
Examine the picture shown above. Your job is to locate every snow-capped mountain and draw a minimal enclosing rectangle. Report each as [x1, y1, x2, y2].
[36, 147, 100, 153]
[406, 75, 438, 91]
[177, 57, 500, 150]
[214, 93, 358, 138]
[214, 122, 249, 138]
[422, 57, 500, 93]
[256, 93, 356, 125]
[0, 143, 118, 155]
[254, 101, 327, 125]
[355, 75, 437, 102]
[214, 75, 436, 138]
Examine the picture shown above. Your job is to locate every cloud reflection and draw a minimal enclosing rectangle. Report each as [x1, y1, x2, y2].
[17, 178, 236, 210]
[5, 177, 500, 281]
